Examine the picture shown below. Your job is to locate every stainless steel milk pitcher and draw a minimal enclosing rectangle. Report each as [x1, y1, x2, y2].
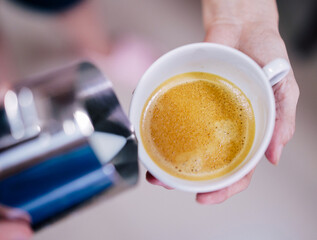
[0, 61, 139, 229]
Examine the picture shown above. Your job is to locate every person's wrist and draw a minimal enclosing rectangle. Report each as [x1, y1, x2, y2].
[202, 0, 279, 33]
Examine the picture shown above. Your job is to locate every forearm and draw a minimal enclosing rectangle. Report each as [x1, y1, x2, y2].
[202, 0, 279, 31]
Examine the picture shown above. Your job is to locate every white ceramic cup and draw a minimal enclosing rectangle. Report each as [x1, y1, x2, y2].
[129, 43, 290, 193]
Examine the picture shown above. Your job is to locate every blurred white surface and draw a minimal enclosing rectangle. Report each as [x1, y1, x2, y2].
[0, 0, 316, 239]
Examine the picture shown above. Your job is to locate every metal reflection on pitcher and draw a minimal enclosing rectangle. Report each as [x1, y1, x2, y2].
[0, 62, 139, 230]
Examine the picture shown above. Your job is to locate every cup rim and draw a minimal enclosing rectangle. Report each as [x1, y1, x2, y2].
[129, 42, 276, 192]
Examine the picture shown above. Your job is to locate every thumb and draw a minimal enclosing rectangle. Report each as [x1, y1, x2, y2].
[0, 221, 33, 240]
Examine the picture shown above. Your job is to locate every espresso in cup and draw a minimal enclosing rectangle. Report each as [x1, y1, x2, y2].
[140, 72, 255, 181]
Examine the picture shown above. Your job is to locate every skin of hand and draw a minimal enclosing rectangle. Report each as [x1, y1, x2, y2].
[147, 0, 299, 204]
[0, 205, 32, 240]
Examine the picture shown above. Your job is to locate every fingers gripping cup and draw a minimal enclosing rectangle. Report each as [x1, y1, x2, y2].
[130, 43, 290, 193]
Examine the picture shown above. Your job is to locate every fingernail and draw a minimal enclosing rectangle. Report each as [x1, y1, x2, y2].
[274, 144, 283, 165]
